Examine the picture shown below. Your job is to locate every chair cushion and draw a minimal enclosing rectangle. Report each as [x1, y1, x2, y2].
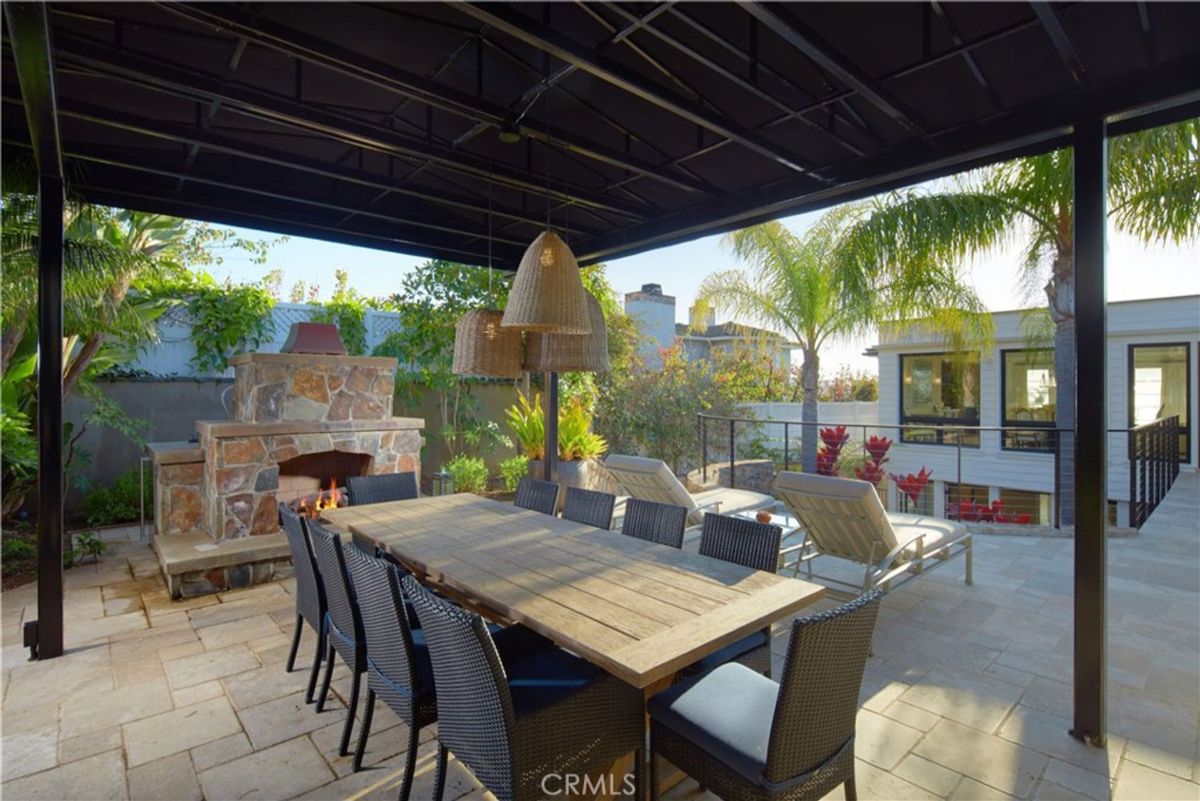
[887, 513, 969, 560]
[409, 627, 435, 692]
[649, 663, 777, 784]
[504, 644, 603, 718]
[689, 631, 769, 674]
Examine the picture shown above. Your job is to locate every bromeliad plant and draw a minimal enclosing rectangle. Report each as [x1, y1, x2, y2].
[816, 426, 849, 476]
[891, 467, 933, 506]
[854, 435, 892, 486]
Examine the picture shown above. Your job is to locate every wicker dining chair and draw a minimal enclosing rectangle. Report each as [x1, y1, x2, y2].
[278, 504, 328, 704]
[402, 575, 646, 801]
[561, 487, 616, 530]
[341, 545, 437, 789]
[649, 591, 883, 801]
[514, 477, 559, 515]
[681, 513, 784, 678]
[307, 519, 368, 761]
[621, 498, 687, 548]
[347, 472, 418, 506]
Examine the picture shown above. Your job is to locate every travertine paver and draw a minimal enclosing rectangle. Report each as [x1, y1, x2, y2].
[1, 474, 1197, 801]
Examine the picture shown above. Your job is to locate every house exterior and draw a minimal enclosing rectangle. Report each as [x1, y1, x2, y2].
[625, 283, 797, 370]
[874, 295, 1198, 527]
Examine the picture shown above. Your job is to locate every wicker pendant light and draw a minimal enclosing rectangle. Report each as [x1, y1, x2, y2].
[523, 290, 609, 372]
[500, 230, 591, 334]
[452, 308, 522, 378]
[452, 170, 522, 378]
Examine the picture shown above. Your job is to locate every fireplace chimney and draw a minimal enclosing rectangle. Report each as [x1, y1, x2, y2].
[280, 322, 347, 355]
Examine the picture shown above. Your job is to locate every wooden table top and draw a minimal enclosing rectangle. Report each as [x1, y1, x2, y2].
[323, 493, 824, 688]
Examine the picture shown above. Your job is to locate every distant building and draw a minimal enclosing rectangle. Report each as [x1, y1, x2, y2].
[624, 283, 798, 370]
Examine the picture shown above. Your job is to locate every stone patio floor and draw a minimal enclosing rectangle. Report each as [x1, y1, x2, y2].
[2, 472, 1197, 801]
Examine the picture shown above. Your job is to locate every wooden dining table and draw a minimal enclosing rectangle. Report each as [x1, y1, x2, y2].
[322, 493, 825, 796]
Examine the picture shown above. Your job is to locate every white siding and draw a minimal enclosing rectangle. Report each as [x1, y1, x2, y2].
[874, 295, 1200, 505]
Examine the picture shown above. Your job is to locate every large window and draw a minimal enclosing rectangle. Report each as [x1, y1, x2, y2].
[1001, 349, 1057, 451]
[1129, 343, 1191, 463]
[900, 353, 980, 446]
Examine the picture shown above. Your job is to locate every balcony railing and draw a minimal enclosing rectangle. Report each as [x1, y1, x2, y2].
[697, 413, 1181, 530]
[1129, 415, 1180, 528]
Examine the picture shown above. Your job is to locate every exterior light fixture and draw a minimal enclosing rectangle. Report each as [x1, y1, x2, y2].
[501, 230, 591, 334]
[498, 116, 522, 144]
[452, 309, 523, 378]
[523, 291, 609, 373]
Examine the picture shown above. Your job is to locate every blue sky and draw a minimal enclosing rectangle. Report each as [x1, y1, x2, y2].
[208, 205, 1199, 374]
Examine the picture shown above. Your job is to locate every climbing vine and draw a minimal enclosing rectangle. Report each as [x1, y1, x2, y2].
[308, 269, 370, 355]
[182, 274, 277, 373]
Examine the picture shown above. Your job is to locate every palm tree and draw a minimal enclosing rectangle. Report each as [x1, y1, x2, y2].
[699, 206, 987, 473]
[835, 118, 1200, 524]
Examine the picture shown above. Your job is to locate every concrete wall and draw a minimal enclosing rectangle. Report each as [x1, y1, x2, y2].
[397, 381, 525, 481]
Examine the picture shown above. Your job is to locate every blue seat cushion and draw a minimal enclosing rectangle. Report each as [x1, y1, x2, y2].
[409, 627, 435, 693]
[503, 642, 603, 718]
[649, 663, 778, 784]
[690, 630, 769, 673]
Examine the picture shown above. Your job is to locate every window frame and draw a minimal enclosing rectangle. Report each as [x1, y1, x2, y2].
[1127, 342, 1192, 464]
[1000, 348, 1057, 453]
[898, 352, 981, 447]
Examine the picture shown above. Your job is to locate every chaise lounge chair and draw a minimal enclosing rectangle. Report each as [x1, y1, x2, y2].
[602, 454, 775, 526]
[773, 471, 972, 598]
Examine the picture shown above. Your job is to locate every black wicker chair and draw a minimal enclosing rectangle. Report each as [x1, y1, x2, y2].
[342, 545, 437, 789]
[682, 513, 784, 678]
[307, 519, 368, 761]
[278, 504, 328, 704]
[347, 472, 418, 506]
[649, 592, 882, 801]
[561, 487, 616, 530]
[514, 477, 559, 515]
[621, 499, 687, 548]
[402, 575, 646, 801]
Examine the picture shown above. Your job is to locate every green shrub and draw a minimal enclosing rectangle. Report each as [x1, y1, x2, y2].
[74, 531, 107, 564]
[444, 454, 488, 495]
[83, 468, 152, 527]
[1, 536, 35, 563]
[505, 392, 545, 460]
[498, 455, 529, 493]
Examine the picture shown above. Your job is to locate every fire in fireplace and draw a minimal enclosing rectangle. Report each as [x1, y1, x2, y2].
[295, 479, 345, 519]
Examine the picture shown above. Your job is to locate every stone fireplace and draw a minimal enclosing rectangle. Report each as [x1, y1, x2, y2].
[149, 348, 424, 597]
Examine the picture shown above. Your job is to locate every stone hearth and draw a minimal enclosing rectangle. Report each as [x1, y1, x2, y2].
[149, 351, 423, 597]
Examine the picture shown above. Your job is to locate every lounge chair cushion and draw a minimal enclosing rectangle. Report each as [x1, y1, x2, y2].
[773, 471, 899, 562]
[887, 513, 968, 559]
[649, 663, 777, 784]
[692, 487, 776, 518]
[603, 455, 697, 515]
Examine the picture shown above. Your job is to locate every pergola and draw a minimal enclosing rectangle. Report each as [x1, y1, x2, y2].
[4, 1, 1199, 749]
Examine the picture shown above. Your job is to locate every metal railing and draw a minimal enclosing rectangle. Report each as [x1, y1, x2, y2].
[698, 412, 1182, 530]
[1129, 415, 1180, 528]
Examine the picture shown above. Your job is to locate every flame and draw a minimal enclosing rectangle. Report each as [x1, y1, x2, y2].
[298, 479, 341, 519]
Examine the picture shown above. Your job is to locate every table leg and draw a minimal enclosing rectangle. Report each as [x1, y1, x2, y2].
[592, 674, 685, 801]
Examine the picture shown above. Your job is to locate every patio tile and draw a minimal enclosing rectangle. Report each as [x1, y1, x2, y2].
[58, 726, 122, 765]
[1113, 760, 1200, 801]
[3, 644, 113, 717]
[238, 691, 344, 751]
[127, 751, 202, 801]
[189, 598, 290, 630]
[103, 596, 144, 617]
[197, 614, 284, 651]
[64, 610, 147, 648]
[113, 653, 166, 687]
[157, 639, 205, 663]
[310, 713, 418, 778]
[60, 676, 172, 738]
[1040, 758, 1112, 801]
[1031, 779, 1101, 800]
[223, 663, 311, 710]
[163, 643, 259, 689]
[171, 679, 227, 707]
[914, 718, 1047, 798]
[996, 705, 1120, 777]
[289, 743, 481, 801]
[893, 754, 963, 797]
[191, 732, 254, 772]
[948, 777, 1019, 800]
[881, 700, 942, 732]
[123, 695, 242, 767]
[838, 760, 940, 800]
[901, 667, 1024, 732]
[0, 749, 127, 801]
[1124, 739, 1199, 782]
[197, 736, 335, 801]
[1, 724, 58, 782]
[855, 709, 923, 770]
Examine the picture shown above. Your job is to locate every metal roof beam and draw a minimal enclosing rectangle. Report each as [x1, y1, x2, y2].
[930, 1, 1003, 110]
[741, 2, 925, 135]
[156, 2, 708, 195]
[451, 1, 825, 179]
[1031, 3, 1089, 85]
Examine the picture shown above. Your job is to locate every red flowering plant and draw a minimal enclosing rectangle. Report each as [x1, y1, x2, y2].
[815, 426, 849, 477]
[854, 435, 892, 486]
[890, 467, 932, 506]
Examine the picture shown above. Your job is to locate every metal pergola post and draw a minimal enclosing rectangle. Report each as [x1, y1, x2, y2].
[6, 1, 66, 660]
[543, 371, 558, 483]
[1071, 117, 1108, 745]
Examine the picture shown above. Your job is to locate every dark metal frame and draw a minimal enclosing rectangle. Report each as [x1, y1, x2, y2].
[999, 348, 1057, 453]
[897, 353, 982, 447]
[1128, 415, 1181, 529]
[1126, 342, 1192, 464]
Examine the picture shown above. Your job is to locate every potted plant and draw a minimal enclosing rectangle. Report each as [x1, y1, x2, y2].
[505, 393, 614, 493]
